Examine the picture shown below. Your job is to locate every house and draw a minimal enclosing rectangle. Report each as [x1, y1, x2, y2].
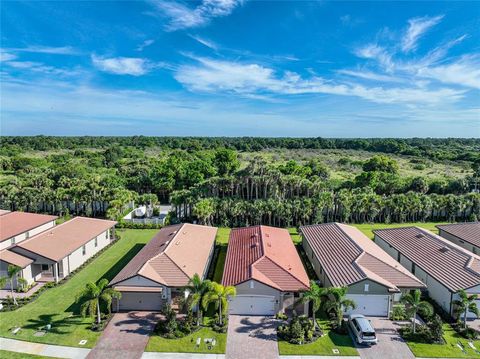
[6, 217, 116, 288]
[436, 222, 480, 254]
[110, 223, 217, 312]
[222, 225, 310, 316]
[301, 223, 425, 317]
[0, 211, 58, 250]
[374, 227, 480, 318]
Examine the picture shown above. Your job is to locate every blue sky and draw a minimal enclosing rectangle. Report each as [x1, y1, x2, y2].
[1, 0, 479, 137]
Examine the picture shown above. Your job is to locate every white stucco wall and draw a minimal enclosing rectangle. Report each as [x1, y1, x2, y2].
[64, 230, 110, 274]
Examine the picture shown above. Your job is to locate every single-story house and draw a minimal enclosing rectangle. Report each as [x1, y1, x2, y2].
[110, 223, 217, 312]
[301, 223, 425, 317]
[0, 211, 58, 250]
[374, 226, 480, 318]
[436, 222, 480, 255]
[7, 217, 116, 288]
[222, 225, 310, 316]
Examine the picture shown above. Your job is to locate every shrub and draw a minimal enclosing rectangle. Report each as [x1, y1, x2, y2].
[428, 314, 444, 343]
[276, 312, 288, 321]
[392, 304, 407, 321]
[399, 324, 432, 343]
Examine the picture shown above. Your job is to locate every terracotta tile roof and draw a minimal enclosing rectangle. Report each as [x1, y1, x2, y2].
[301, 223, 424, 291]
[222, 226, 310, 291]
[374, 227, 480, 292]
[436, 222, 480, 248]
[0, 249, 33, 268]
[14, 217, 116, 262]
[111, 223, 217, 287]
[0, 212, 58, 242]
[0, 210, 11, 216]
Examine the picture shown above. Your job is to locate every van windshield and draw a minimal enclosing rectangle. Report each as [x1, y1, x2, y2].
[362, 332, 376, 338]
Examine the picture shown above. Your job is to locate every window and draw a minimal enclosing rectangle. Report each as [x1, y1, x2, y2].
[107, 230, 110, 240]
[364, 284, 369, 292]
[41, 264, 49, 271]
[250, 281, 255, 289]
[82, 245, 86, 256]
[10, 237, 15, 246]
[94, 237, 98, 247]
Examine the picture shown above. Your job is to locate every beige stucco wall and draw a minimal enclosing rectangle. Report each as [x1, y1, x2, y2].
[302, 236, 332, 287]
[65, 230, 110, 274]
[0, 220, 56, 250]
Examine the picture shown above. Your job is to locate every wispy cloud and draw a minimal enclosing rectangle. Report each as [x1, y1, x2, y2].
[189, 34, 218, 50]
[6, 45, 79, 55]
[175, 56, 464, 105]
[149, 0, 243, 31]
[401, 15, 444, 52]
[91, 55, 153, 76]
[337, 69, 404, 83]
[0, 51, 17, 62]
[136, 39, 155, 51]
[4, 60, 81, 77]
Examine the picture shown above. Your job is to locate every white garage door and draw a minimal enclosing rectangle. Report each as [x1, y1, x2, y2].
[346, 294, 390, 317]
[118, 292, 164, 311]
[229, 295, 276, 316]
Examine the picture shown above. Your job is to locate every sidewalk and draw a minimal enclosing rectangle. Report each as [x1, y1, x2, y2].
[0, 337, 90, 359]
[142, 354, 225, 359]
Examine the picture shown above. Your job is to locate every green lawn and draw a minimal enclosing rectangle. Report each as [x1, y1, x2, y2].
[0, 229, 156, 348]
[354, 222, 447, 239]
[146, 327, 226, 354]
[278, 320, 357, 356]
[406, 324, 480, 358]
[0, 350, 54, 359]
[213, 246, 227, 283]
[215, 227, 230, 245]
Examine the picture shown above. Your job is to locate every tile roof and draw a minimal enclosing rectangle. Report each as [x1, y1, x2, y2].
[14, 217, 116, 262]
[436, 222, 480, 248]
[222, 226, 310, 291]
[110, 223, 217, 287]
[301, 223, 424, 291]
[0, 212, 58, 242]
[374, 226, 480, 292]
[0, 249, 33, 268]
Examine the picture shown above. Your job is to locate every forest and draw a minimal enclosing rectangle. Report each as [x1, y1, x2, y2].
[1, 136, 479, 227]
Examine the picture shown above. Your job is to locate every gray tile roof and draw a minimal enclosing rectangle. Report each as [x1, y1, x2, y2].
[436, 222, 480, 248]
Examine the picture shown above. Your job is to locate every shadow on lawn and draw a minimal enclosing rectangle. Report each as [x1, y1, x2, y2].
[23, 313, 83, 335]
[65, 243, 146, 314]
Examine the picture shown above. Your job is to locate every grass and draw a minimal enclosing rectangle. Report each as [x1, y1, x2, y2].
[146, 326, 226, 354]
[215, 227, 231, 245]
[0, 350, 55, 359]
[278, 320, 357, 356]
[213, 246, 227, 283]
[354, 222, 447, 239]
[0, 229, 156, 348]
[406, 324, 480, 358]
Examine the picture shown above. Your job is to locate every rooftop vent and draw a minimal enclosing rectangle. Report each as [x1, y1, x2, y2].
[267, 242, 272, 247]
[251, 242, 259, 248]
[175, 241, 180, 245]
[415, 233, 425, 239]
[265, 233, 270, 237]
[439, 246, 450, 253]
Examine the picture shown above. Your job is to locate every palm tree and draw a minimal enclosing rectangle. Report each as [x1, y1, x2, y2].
[6, 265, 22, 306]
[76, 278, 121, 324]
[453, 289, 479, 329]
[299, 281, 325, 330]
[202, 282, 236, 326]
[323, 287, 356, 328]
[185, 273, 211, 326]
[401, 289, 434, 333]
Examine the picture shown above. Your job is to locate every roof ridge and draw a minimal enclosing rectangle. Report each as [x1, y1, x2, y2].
[416, 227, 480, 259]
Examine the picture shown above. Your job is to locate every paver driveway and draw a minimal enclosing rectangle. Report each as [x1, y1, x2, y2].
[226, 315, 279, 359]
[87, 311, 160, 359]
[354, 317, 414, 359]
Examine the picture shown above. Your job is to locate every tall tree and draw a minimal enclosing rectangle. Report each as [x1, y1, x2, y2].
[202, 282, 236, 326]
[76, 278, 121, 324]
[453, 289, 479, 329]
[401, 289, 434, 333]
[185, 273, 211, 326]
[299, 281, 325, 329]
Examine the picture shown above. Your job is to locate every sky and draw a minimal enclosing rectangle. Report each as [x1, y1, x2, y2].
[1, 0, 479, 137]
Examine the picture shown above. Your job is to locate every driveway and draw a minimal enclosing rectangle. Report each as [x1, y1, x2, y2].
[354, 317, 414, 359]
[226, 315, 279, 359]
[87, 311, 160, 359]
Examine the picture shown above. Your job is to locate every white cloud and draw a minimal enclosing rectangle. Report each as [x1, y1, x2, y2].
[417, 55, 480, 89]
[150, 0, 243, 31]
[4, 60, 80, 77]
[189, 34, 218, 50]
[0, 51, 17, 62]
[401, 15, 444, 53]
[136, 39, 155, 51]
[337, 69, 404, 83]
[91, 55, 151, 75]
[354, 44, 394, 72]
[7, 45, 79, 55]
[175, 57, 465, 105]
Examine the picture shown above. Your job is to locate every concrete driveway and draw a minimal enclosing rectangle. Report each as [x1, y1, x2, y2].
[354, 317, 414, 359]
[226, 315, 279, 359]
[87, 311, 160, 359]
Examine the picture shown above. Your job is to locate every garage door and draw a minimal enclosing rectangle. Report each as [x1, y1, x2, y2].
[228, 295, 276, 316]
[118, 292, 164, 311]
[345, 294, 390, 317]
